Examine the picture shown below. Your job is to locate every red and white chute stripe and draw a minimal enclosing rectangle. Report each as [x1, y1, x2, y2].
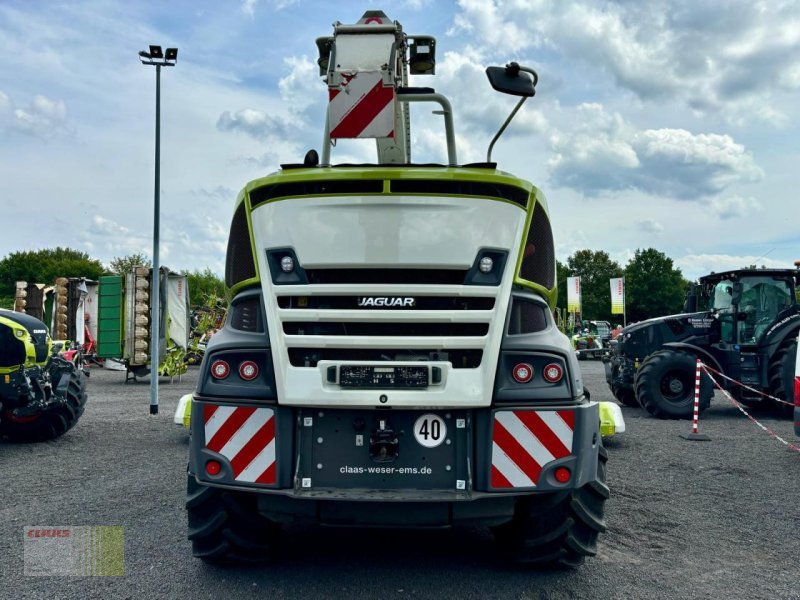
[491, 410, 574, 488]
[328, 71, 395, 139]
[203, 405, 276, 484]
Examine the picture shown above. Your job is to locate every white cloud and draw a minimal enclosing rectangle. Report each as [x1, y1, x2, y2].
[634, 219, 663, 234]
[449, 0, 800, 124]
[708, 195, 763, 220]
[547, 103, 762, 198]
[674, 253, 789, 280]
[241, 0, 258, 17]
[0, 92, 69, 138]
[217, 108, 294, 140]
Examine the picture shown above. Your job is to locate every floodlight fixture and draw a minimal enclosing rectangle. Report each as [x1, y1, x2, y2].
[409, 36, 435, 75]
[165, 47, 178, 61]
[316, 36, 334, 76]
[149, 45, 164, 59]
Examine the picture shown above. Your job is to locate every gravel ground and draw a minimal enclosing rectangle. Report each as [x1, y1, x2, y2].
[1, 361, 798, 599]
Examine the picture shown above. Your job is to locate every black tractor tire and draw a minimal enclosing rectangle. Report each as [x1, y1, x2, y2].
[187, 473, 281, 563]
[493, 445, 608, 568]
[635, 349, 712, 419]
[611, 384, 639, 407]
[0, 363, 87, 442]
[768, 336, 797, 417]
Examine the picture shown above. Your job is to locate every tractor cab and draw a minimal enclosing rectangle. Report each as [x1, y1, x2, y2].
[697, 270, 798, 347]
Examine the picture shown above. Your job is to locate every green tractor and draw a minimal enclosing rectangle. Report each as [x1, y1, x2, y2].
[0, 309, 87, 442]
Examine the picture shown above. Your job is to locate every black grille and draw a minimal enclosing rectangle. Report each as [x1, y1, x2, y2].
[288, 348, 482, 368]
[507, 298, 549, 335]
[250, 180, 384, 207]
[229, 296, 264, 333]
[277, 296, 495, 310]
[225, 204, 257, 288]
[283, 322, 489, 337]
[303, 268, 468, 285]
[390, 180, 529, 208]
[519, 205, 555, 289]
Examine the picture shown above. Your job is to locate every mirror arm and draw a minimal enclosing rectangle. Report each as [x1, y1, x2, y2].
[487, 96, 527, 163]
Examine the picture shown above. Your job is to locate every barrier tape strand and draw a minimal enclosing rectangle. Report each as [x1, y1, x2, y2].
[699, 362, 794, 407]
[700, 364, 800, 453]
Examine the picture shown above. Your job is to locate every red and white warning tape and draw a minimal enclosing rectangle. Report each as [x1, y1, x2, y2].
[700, 362, 794, 407]
[700, 364, 800, 453]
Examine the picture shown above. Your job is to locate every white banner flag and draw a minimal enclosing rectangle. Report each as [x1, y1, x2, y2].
[567, 276, 581, 314]
[610, 277, 624, 315]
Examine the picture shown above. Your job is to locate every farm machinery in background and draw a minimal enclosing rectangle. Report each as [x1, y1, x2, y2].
[12, 267, 192, 382]
[571, 320, 612, 360]
[605, 266, 800, 418]
[14, 277, 99, 372]
[0, 308, 87, 442]
[95, 266, 191, 381]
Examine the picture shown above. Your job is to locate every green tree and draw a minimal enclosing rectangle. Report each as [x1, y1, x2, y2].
[565, 250, 624, 324]
[108, 253, 151, 274]
[624, 248, 687, 322]
[0, 248, 106, 296]
[185, 268, 227, 306]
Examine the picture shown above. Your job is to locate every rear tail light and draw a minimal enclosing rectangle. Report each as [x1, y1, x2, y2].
[512, 363, 533, 384]
[543, 363, 563, 383]
[210, 360, 230, 380]
[554, 466, 571, 483]
[239, 361, 259, 381]
[794, 376, 800, 407]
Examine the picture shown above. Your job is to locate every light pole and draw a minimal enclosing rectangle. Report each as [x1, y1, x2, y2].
[139, 45, 177, 415]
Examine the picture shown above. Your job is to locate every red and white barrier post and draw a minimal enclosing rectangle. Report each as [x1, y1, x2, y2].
[680, 359, 711, 441]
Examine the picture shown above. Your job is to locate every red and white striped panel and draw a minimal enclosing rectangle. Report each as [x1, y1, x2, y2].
[491, 410, 574, 489]
[203, 405, 276, 485]
[328, 70, 395, 139]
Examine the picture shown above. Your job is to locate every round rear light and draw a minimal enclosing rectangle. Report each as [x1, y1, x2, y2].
[205, 460, 221, 476]
[512, 363, 533, 384]
[239, 361, 259, 381]
[554, 466, 571, 483]
[543, 363, 563, 383]
[210, 360, 230, 380]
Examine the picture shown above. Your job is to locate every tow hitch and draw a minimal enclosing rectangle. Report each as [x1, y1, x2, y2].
[369, 418, 399, 462]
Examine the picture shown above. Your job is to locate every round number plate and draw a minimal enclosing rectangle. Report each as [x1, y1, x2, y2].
[413, 413, 447, 448]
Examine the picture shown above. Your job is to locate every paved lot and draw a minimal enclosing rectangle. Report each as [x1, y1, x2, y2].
[1, 361, 798, 599]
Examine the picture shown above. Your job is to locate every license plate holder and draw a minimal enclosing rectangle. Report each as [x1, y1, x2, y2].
[339, 365, 429, 389]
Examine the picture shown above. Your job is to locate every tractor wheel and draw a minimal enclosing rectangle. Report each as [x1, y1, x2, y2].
[187, 473, 280, 563]
[768, 336, 798, 417]
[493, 445, 608, 568]
[0, 362, 87, 442]
[611, 384, 639, 407]
[635, 349, 712, 419]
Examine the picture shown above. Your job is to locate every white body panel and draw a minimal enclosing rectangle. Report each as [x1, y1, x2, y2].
[251, 195, 528, 408]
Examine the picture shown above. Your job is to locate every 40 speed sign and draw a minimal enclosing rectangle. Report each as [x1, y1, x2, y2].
[413, 414, 447, 448]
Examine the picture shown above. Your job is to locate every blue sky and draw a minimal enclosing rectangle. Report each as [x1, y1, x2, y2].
[1, 0, 798, 280]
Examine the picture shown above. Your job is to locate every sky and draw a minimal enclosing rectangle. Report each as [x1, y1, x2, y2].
[0, 0, 798, 281]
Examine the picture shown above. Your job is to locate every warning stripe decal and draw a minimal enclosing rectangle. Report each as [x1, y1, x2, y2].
[203, 405, 276, 485]
[491, 410, 575, 489]
[328, 70, 395, 139]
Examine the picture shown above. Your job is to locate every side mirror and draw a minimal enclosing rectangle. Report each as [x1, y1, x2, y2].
[731, 282, 743, 305]
[683, 291, 697, 313]
[485, 62, 537, 97]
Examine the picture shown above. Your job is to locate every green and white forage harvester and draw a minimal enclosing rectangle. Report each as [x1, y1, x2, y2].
[186, 10, 611, 567]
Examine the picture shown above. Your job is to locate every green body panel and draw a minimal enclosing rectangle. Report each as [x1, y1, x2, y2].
[97, 276, 124, 358]
[229, 167, 556, 307]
